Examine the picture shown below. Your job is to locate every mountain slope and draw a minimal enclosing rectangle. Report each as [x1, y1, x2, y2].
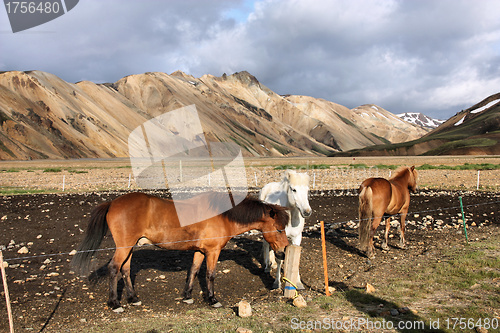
[333, 92, 500, 156]
[0, 70, 427, 160]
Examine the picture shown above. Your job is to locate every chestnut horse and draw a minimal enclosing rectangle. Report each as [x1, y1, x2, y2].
[71, 192, 289, 311]
[358, 166, 418, 259]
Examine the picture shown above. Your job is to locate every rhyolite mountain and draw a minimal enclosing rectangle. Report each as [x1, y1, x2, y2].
[0, 70, 428, 160]
[334, 92, 500, 156]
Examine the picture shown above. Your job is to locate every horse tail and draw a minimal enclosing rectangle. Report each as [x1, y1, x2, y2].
[358, 186, 373, 252]
[71, 201, 111, 275]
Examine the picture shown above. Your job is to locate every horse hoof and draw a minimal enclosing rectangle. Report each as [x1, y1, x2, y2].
[211, 302, 222, 308]
[112, 306, 124, 313]
[296, 282, 305, 290]
[272, 281, 281, 290]
[182, 298, 194, 304]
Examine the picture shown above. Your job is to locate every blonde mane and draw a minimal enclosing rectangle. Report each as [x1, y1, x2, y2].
[283, 170, 310, 186]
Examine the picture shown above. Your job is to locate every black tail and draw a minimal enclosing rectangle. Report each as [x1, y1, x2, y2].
[71, 201, 111, 275]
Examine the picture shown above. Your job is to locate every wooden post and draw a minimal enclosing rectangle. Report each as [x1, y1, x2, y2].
[320, 221, 331, 296]
[283, 245, 301, 298]
[0, 251, 15, 333]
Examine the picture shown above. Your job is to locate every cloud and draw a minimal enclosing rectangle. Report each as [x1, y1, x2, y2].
[1, 0, 499, 119]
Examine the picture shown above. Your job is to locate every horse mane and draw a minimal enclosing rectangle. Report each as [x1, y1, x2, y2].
[283, 170, 310, 186]
[389, 166, 411, 180]
[219, 194, 289, 228]
[389, 166, 417, 189]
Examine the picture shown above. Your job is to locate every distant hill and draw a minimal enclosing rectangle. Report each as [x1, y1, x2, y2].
[0, 70, 427, 160]
[397, 112, 445, 129]
[333, 92, 500, 156]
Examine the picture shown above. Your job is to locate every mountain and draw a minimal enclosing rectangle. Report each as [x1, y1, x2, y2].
[0, 70, 427, 160]
[333, 92, 500, 156]
[397, 112, 445, 129]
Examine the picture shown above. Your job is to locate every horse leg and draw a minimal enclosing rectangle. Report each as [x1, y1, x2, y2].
[262, 240, 276, 272]
[182, 251, 205, 304]
[107, 259, 121, 310]
[205, 250, 222, 308]
[272, 256, 282, 289]
[367, 216, 382, 259]
[381, 217, 391, 251]
[399, 212, 407, 249]
[107, 247, 132, 311]
[121, 250, 140, 306]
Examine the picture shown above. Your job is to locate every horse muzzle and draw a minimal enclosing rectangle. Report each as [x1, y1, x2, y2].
[301, 208, 312, 218]
[275, 251, 285, 261]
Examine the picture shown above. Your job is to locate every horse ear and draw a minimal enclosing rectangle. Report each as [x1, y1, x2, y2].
[410, 165, 415, 171]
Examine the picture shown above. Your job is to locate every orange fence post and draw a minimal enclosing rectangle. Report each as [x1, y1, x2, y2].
[320, 221, 331, 296]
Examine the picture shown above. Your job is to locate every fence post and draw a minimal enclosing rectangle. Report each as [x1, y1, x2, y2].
[320, 221, 331, 296]
[62, 175, 65, 192]
[459, 196, 469, 243]
[0, 251, 15, 333]
[283, 245, 301, 298]
[128, 174, 132, 189]
[477, 170, 480, 190]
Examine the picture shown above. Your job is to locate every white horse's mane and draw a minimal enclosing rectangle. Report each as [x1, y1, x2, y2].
[283, 170, 310, 186]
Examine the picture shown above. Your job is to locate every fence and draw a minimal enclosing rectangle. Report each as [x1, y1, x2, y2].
[1, 165, 500, 331]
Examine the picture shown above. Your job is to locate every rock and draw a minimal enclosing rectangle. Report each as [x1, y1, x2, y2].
[475, 327, 488, 333]
[236, 328, 252, 333]
[328, 286, 336, 294]
[365, 283, 376, 293]
[69, 249, 77, 256]
[112, 306, 124, 313]
[222, 269, 231, 274]
[2, 261, 8, 268]
[292, 295, 307, 308]
[238, 300, 252, 317]
[390, 309, 400, 316]
[17, 246, 29, 254]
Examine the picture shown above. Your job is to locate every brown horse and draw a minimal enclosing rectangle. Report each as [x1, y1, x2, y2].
[71, 192, 289, 311]
[358, 166, 418, 259]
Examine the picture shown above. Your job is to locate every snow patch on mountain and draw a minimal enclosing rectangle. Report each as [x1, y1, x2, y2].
[397, 112, 445, 129]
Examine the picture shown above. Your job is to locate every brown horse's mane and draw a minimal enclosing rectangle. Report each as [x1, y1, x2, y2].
[389, 166, 411, 180]
[212, 193, 289, 228]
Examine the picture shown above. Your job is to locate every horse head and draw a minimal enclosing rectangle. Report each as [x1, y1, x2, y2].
[408, 165, 418, 193]
[284, 170, 312, 218]
[261, 204, 289, 259]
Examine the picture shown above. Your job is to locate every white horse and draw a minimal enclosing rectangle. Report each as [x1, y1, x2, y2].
[260, 170, 312, 289]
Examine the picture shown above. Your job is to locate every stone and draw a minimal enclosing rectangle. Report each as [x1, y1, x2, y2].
[365, 283, 376, 293]
[236, 328, 252, 333]
[292, 295, 307, 308]
[390, 309, 400, 316]
[238, 300, 252, 317]
[17, 246, 29, 254]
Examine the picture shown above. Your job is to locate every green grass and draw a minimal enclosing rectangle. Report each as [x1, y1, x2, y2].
[418, 163, 500, 170]
[43, 167, 63, 173]
[0, 187, 49, 195]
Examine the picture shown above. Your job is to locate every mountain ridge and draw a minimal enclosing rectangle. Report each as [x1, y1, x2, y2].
[0, 70, 428, 160]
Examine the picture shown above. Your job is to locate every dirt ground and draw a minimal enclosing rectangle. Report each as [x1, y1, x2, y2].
[1, 187, 499, 332]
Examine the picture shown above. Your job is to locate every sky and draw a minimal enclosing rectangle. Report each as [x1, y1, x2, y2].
[1, 0, 500, 120]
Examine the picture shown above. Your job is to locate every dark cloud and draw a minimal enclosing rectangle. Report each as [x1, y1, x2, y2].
[1, 0, 499, 119]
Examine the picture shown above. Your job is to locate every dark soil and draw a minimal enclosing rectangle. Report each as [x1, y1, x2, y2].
[0, 190, 499, 332]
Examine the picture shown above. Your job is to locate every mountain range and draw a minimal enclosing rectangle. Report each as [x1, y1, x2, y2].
[0, 70, 429, 160]
[335, 92, 500, 156]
